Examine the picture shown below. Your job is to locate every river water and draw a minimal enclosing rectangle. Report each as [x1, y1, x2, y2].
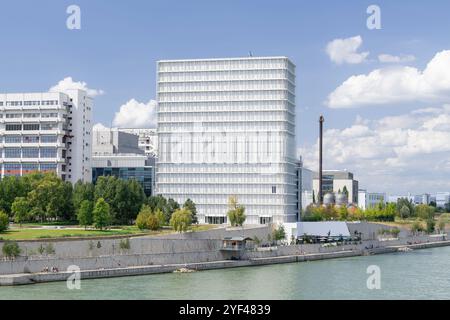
[1, 246, 449, 300]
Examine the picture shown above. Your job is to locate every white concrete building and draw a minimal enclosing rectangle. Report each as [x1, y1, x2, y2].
[119, 128, 158, 157]
[313, 170, 359, 204]
[436, 192, 450, 209]
[358, 189, 386, 210]
[0, 90, 92, 183]
[157, 57, 298, 224]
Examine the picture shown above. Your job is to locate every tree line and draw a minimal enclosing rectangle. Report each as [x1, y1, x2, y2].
[0, 173, 197, 231]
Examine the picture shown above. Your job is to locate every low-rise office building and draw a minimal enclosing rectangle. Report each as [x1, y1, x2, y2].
[92, 128, 155, 196]
[358, 190, 386, 210]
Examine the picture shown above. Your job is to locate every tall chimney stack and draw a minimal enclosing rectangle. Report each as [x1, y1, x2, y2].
[319, 115, 324, 205]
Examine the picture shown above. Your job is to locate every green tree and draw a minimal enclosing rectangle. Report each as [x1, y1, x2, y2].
[93, 198, 111, 230]
[397, 198, 415, 218]
[416, 204, 435, 220]
[411, 220, 424, 234]
[77, 200, 93, 229]
[73, 181, 94, 213]
[0, 176, 28, 216]
[338, 205, 349, 221]
[426, 218, 436, 234]
[183, 198, 198, 224]
[11, 197, 30, 226]
[227, 196, 246, 227]
[125, 179, 146, 224]
[170, 208, 192, 233]
[136, 205, 153, 230]
[27, 173, 74, 222]
[399, 205, 411, 219]
[272, 225, 286, 242]
[2, 241, 21, 260]
[0, 210, 9, 232]
[342, 186, 349, 197]
[154, 208, 165, 228]
[166, 198, 180, 223]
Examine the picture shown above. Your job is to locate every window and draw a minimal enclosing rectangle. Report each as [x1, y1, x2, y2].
[40, 163, 57, 172]
[40, 147, 57, 158]
[23, 124, 40, 131]
[41, 123, 56, 130]
[41, 113, 58, 118]
[22, 148, 39, 158]
[6, 113, 21, 118]
[272, 186, 277, 194]
[22, 163, 39, 174]
[41, 135, 57, 143]
[23, 113, 40, 118]
[3, 163, 21, 176]
[5, 124, 22, 131]
[4, 148, 21, 158]
[259, 217, 272, 225]
[23, 136, 39, 143]
[4, 136, 21, 143]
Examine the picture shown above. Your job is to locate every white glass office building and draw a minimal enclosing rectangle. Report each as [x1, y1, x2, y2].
[157, 57, 298, 224]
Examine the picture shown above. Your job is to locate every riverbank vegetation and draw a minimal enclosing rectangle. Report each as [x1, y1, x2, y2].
[0, 173, 206, 239]
[303, 197, 447, 234]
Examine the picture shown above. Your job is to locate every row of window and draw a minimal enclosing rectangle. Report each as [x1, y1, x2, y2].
[158, 59, 293, 73]
[0, 135, 58, 143]
[0, 100, 59, 107]
[1, 163, 57, 176]
[4, 123, 58, 131]
[0, 112, 60, 119]
[1, 147, 57, 158]
[158, 69, 295, 83]
[158, 80, 295, 94]
[158, 90, 295, 103]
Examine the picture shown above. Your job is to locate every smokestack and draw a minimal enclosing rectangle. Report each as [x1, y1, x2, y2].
[319, 115, 324, 205]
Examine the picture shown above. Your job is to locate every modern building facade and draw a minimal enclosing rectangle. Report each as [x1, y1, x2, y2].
[297, 159, 313, 216]
[119, 128, 158, 157]
[92, 128, 155, 196]
[313, 170, 359, 204]
[436, 192, 450, 209]
[358, 189, 386, 210]
[0, 90, 92, 183]
[157, 57, 298, 224]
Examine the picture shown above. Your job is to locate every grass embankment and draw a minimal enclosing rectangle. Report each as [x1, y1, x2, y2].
[0, 224, 217, 241]
[379, 214, 449, 230]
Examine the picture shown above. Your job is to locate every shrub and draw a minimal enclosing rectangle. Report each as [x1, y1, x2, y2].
[411, 220, 424, 234]
[426, 219, 435, 234]
[136, 205, 162, 231]
[2, 241, 21, 259]
[0, 211, 9, 232]
[119, 238, 131, 250]
[170, 208, 192, 233]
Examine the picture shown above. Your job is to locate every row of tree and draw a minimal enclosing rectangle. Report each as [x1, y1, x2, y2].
[0, 173, 198, 229]
[304, 197, 441, 223]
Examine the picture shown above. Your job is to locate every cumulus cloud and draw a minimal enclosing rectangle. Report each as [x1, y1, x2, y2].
[112, 99, 157, 128]
[49, 77, 105, 97]
[93, 123, 111, 131]
[378, 54, 416, 63]
[326, 36, 369, 65]
[299, 105, 450, 194]
[327, 50, 450, 108]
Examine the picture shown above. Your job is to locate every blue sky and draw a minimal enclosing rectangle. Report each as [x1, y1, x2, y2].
[1, 0, 450, 194]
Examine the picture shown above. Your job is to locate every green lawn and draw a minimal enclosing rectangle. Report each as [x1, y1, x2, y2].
[0, 224, 218, 241]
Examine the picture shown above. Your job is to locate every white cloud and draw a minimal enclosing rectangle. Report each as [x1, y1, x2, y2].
[326, 36, 369, 65]
[49, 77, 105, 97]
[327, 50, 450, 108]
[93, 123, 111, 131]
[378, 54, 416, 63]
[112, 99, 157, 128]
[299, 105, 450, 194]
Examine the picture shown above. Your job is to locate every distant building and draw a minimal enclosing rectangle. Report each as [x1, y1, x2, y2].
[358, 189, 386, 210]
[297, 158, 313, 218]
[0, 90, 93, 183]
[92, 128, 155, 196]
[387, 195, 406, 203]
[436, 192, 450, 209]
[119, 128, 158, 157]
[313, 170, 359, 204]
